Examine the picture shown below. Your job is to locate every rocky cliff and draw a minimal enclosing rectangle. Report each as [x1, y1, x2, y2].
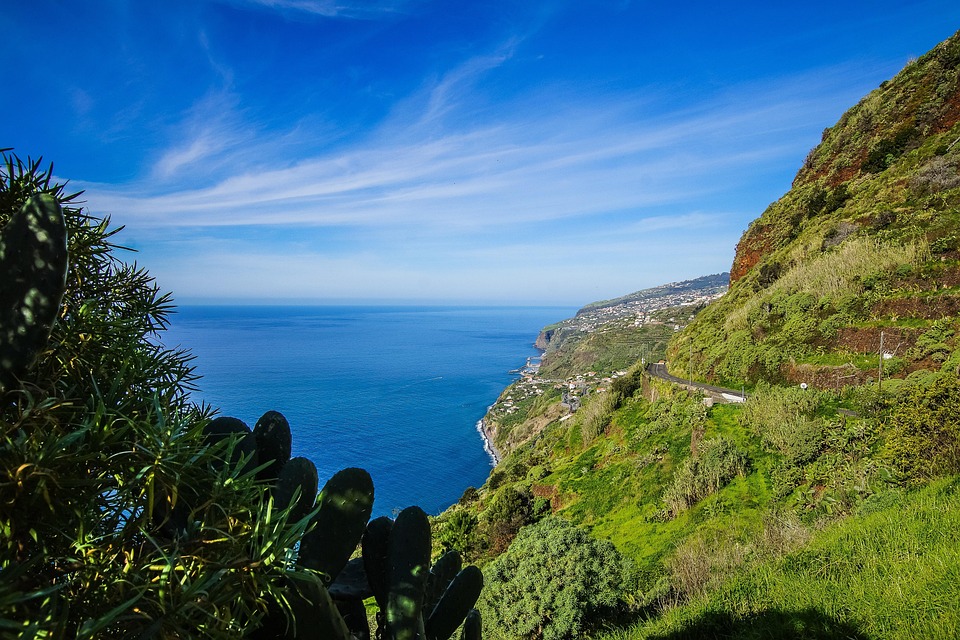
[730, 31, 960, 283]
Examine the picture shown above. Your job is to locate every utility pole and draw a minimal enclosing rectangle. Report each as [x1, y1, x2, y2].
[878, 330, 884, 391]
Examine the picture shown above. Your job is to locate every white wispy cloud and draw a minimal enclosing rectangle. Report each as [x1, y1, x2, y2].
[152, 133, 225, 181]
[415, 43, 521, 127]
[81, 63, 856, 232]
[75, 45, 895, 303]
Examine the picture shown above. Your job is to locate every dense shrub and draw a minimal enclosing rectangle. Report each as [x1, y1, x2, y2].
[578, 390, 618, 446]
[906, 318, 956, 362]
[479, 517, 637, 640]
[862, 125, 919, 173]
[756, 261, 782, 289]
[910, 155, 960, 194]
[436, 508, 479, 556]
[480, 485, 549, 555]
[663, 437, 749, 513]
[738, 383, 826, 463]
[646, 393, 707, 436]
[611, 363, 645, 406]
[883, 372, 960, 482]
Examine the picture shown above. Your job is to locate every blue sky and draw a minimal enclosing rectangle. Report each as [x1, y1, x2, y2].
[3, 2, 960, 305]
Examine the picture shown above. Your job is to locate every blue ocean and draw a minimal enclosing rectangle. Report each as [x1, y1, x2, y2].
[161, 305, 573, 516]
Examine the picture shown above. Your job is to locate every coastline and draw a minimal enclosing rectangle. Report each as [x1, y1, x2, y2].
[476, 417, 501, 466]
[477, 347, 545, 467]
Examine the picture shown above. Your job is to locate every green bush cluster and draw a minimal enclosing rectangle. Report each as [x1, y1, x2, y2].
[738, 384, 828, 465]
[480, 486, 550, 556]
[906, 318, 956, 362]
[862, 125, 920, 173]
[644, 394, 706, 441]
[883, 372, 960, 482]
[479, 517, 637, 640]
[577, 391, 618, 446]
[610, 363, 646, 406]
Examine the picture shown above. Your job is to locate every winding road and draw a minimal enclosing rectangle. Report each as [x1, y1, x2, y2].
[646, 362, 747, 402]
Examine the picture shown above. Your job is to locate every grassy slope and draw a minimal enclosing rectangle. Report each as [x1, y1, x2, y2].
[605, 477, 960, 640]
[452, 335, 960, 637]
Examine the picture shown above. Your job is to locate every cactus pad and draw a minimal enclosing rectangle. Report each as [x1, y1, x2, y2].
[0, 194, 68, 390]
[425, 566, 483, 640]
[254, 410, 292, 482]
[273, 456, 319, 523]
[362, 515, 394, 610]
[203, 416, 258, 473]
[299, 467, 374, 583]
[387, 506, 432, 640]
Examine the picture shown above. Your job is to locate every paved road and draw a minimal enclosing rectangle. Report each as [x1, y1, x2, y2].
[646, 362, 747, 401]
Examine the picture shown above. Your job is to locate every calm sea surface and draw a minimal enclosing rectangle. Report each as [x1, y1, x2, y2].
[161, 305, 574, 516]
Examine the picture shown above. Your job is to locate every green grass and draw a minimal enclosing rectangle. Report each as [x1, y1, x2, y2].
[471, 334, 959, 639]
[599, 476, 960, 639]
[527, 393, 779, 579]
[798, 351, 878, 368]
[475, 369, 960, 638]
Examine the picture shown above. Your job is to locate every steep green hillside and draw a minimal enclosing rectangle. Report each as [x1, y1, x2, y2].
[679, 30, 960, 388]
[438, 30, 960, 640]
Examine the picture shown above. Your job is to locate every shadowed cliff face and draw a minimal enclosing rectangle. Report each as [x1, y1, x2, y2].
[730, 29, 960, 283]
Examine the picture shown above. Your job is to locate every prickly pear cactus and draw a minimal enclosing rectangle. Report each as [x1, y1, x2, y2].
[460, 609, 482, 640]
[203, 416, 259, 473]
[362, 515, 394, 610]
[212, 410, 485, 640]
[425, 550, 462, 615]
[387, 506, 432, 640]
[425, 566, 483, 640]
[273, 456, 319, 522]
[254, 410, 292, 482]
[299, 467, 375, 583]
[0, 194, 68, 390]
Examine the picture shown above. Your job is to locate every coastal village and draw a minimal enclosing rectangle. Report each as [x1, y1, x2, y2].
[480, 274, 730, 460]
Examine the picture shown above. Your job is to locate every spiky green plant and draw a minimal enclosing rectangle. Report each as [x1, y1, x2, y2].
[0, 151, 311, 638]
[0, 192, 67, 389]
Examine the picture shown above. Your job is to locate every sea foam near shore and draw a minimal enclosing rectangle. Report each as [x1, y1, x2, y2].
[477, 417, 501, 466]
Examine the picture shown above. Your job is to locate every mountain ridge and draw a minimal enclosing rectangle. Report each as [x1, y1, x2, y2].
[535, 273, 729, 353]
